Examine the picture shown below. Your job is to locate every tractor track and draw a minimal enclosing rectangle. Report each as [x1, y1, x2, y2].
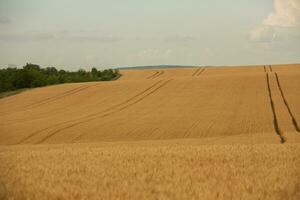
[83, 80, 165, 119]
[17, 80, 164, 144]
[17, 79, 171, 144]
[25, 84, 96, 109]
[0, 84, 95, 117]
[146, 71, 160, 79]
[24, 85, 87, 108]
[192, 68, 201, 76]
[274, 72, 300, 132]
[151, 71, 164, 79]
[71, 79, 172, 142]
[265, 72, 286, 143]
[16, 126, 54, 144]
[192, 67, 206, 76]
[38, 79, 172, 143]
[269, 65, 273, 72]
[197, 67, 206, 76]
[5, 83, 130, 124]
[146, 71, 164, 79]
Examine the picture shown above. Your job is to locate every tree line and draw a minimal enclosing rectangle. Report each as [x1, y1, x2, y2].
[0, 63, 120, 93]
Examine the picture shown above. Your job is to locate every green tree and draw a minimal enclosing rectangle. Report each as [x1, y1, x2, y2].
[91, 67, 98, 77]
[0, 64, 120, 93]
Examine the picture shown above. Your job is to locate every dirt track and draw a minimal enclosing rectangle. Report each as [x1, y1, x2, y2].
[0, 64, 300, 199]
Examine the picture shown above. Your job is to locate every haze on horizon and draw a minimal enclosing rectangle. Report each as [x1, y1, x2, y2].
[0, 0, 299, 70]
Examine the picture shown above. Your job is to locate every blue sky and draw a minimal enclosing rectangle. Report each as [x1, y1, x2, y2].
[0, 0, 299, 69]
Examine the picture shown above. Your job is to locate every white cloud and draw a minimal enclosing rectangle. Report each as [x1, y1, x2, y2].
[250, 26, 277, 42]
[264, 0, 300, 27]
[250, 0, 300, 42]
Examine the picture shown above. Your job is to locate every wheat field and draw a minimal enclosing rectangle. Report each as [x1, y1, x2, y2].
[0, 64, 300, 199]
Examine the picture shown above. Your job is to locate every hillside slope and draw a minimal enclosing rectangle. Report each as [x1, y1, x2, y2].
[0, 64, 299, 145]
[0, 64, 300, 199]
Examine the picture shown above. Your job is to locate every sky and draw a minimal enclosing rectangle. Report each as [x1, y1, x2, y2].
[0, 0, 299, 70]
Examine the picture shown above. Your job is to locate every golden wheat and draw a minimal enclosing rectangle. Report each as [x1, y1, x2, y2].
[0, 64, 300, 199]
[1, 65, 299, 144]
[0, 142, 299, 200]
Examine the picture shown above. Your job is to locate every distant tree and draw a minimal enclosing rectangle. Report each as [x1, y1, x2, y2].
[59, 69, 66, 74]
[78, 69, 86, 75]
[0, 64, 120, 93]
[91, 67, 98, 77]
[45, 67, 58, 75]
[23, 63, 41, 71]
[46, 75, 59, 85]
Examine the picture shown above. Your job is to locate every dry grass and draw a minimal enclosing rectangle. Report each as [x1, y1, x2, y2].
[0, 64, 300, 199]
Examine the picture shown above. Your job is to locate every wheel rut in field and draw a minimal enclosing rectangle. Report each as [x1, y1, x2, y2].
[192, 68, 201, 76]
[146, 71, 159, 79]
[184, 67, 209, 136]
[152, 71, 164, 79]
[17, 79, 164, 144]
[197, 67, 206, 76]
[269, 65, 273, 72]
[40, 79, 172, 143]
[0, 84, 97, 122]
[264, 65, 273, 73]
[7, 81, 162, 124]
[146, 71, 164, 79]
[274, 72, 300, 132]
[71, 79, 172, 142]
[25, 84, 97, 109]
[24, 85, 88, 108]
[0, 85, 86, 116]
[265, 72, 286, 143]
[18, 79, 172, 144]
[0, 84, 96, 117]
[192, 67, 206, 77]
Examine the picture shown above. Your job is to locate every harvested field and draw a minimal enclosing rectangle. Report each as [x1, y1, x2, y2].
[0, 64, 300, 199]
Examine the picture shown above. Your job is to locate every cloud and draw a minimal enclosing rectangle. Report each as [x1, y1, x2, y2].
[250, 26, 277, 42]
[263, 0, 300, 27]
[250, 0, 300, 43]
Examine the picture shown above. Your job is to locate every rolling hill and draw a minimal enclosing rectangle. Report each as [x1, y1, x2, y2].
[0, 64, 299, 199]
